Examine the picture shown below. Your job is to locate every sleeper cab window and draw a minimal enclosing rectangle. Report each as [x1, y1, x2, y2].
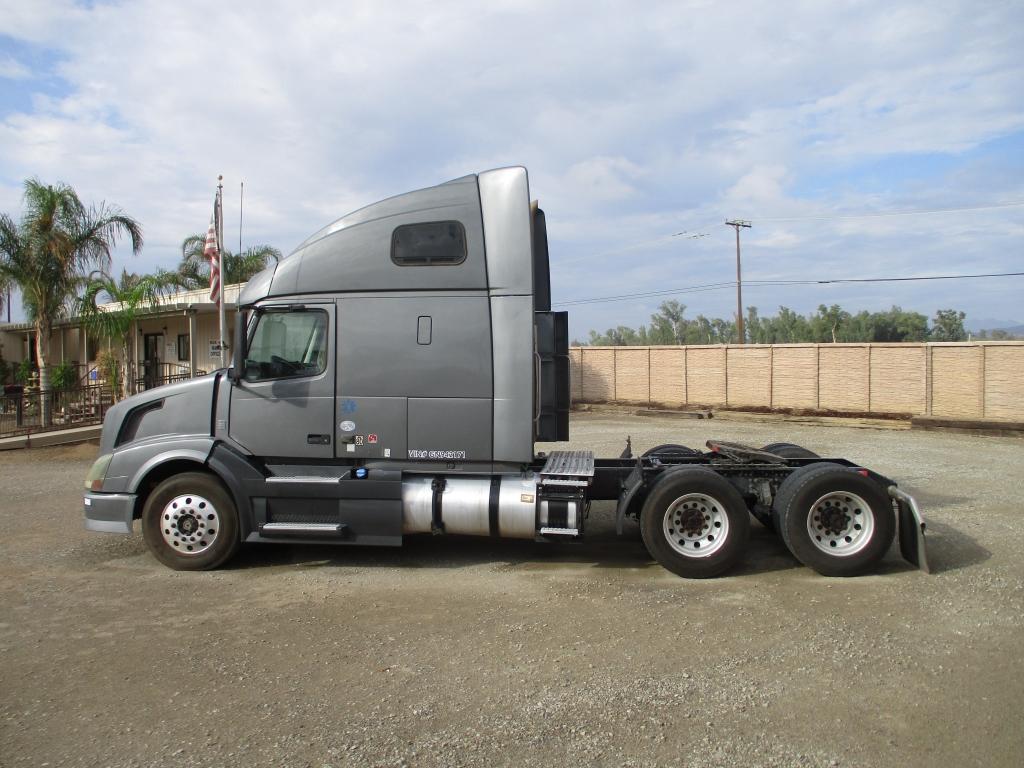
[243, 309, 328, 381]
[391, 220, 467, 266]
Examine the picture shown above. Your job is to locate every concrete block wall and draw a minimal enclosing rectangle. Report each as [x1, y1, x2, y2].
[571, 342, 1024, 422]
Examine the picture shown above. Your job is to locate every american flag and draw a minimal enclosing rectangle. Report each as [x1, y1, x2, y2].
[204, 213, 220, 306]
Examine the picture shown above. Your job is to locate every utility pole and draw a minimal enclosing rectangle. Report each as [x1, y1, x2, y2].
[725, 220, 751, 344]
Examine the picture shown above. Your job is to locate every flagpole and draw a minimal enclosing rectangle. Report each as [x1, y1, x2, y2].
[217, 175, 227, 361]
[239, 181, 244, 256]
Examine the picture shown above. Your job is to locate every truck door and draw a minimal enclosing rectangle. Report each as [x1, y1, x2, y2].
[229, 303, 335, 459]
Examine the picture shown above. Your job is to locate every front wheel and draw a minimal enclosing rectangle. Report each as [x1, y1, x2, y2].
[142, 471, 240, 571]
[640, 468, 749, 578]
[773, 463, 895, 576]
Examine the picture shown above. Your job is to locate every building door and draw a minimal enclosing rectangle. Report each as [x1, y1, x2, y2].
[143, 333, 163, 389]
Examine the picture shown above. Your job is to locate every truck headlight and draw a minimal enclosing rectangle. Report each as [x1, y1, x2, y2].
[84, 453, 113, 491]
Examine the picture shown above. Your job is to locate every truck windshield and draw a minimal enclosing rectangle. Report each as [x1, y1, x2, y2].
[243, 309, 327, 381]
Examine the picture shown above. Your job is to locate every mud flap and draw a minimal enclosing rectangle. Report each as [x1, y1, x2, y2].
[615, 459, 644, 536]
[889, 486, 930, 574]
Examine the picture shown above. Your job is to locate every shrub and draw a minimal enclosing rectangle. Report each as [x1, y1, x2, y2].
[50, 361, 76, 391]
[94, 349, 121, 399]
[15, 359, 36, 385]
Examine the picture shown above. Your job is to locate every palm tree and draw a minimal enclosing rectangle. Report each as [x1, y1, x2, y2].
[175, 235, 280, 290]
[0, 179, 142, 423]
[0, 274, 11, 323]
[77, 269, 178, 400]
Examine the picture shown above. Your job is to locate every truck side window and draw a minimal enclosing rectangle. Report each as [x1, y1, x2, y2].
[391, 221, 467, 266]
[243, 310, 328, 381]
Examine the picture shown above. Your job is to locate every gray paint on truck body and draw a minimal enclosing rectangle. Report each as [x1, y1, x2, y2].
[229, 301, 336, 460]
[240, 174, 487, 303]
[98, 376, 219, 494]
[479, 168, 536, 463]
[336, 292, 494, 461]
[237, 165, 538, 466]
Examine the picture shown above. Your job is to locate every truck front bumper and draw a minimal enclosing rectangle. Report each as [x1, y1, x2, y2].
[84, 492, 136, 534]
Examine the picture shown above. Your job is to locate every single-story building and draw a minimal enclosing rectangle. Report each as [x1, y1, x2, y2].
[0, 283, 241, 390]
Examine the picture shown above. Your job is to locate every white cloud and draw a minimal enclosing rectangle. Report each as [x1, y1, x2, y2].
[0, 0, 1021, 334]
[0, 55, 31, 80]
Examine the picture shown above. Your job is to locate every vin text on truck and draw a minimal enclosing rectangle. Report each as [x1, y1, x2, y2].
[82, 167, 928, 578]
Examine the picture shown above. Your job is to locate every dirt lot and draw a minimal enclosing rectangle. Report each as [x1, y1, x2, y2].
[1, 413, 1022, 768]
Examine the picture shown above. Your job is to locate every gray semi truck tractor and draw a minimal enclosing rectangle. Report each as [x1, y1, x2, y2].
[82, 167, 928, 578]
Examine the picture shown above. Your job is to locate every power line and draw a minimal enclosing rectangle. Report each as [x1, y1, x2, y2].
[556, 281, 737, 307]
[553, 271, 1024, 308]
[550, 199, 1024, 270]
[753, 271, 1024, 286]
[753, 200, 1024, 222]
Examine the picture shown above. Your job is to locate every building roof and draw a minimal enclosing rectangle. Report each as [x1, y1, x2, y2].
[0, 282, 246, 333]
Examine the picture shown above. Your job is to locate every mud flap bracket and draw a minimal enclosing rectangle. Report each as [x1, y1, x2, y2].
[615, 458, 645, 536]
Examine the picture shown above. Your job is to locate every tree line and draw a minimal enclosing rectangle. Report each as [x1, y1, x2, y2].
[0, 178, 281, 412]
[578, 300, 1013, 346]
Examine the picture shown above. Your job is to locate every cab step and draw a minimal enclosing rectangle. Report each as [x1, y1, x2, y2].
[259, 522, 348, 537]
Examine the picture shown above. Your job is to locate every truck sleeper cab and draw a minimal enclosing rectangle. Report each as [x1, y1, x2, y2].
[83, 167, 927, 578]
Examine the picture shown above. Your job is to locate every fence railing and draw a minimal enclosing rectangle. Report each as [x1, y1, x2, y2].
[0, 383, 114, 438]
[135, 362, 204, 391]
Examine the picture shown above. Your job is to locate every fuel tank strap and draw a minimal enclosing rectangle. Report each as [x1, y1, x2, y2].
[430, 476, 446, 535]
[488, 476, 501, 537]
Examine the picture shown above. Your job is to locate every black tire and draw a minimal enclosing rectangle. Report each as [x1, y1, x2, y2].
[772, 463, 895, 577]
[760, 442, 820, 459]
[764, 444, 822, 532]
[642, 443, 700, 457]
[142, 471, 240, 571]
[640, 467, 749, 578]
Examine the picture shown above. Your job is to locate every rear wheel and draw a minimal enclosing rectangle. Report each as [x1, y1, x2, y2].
[762, 443, 822, 531]
[640, 468, 749, 578]
[772, 463, 894, 576]
[142, 471, 240, 571]
[760, 442, 820, 459]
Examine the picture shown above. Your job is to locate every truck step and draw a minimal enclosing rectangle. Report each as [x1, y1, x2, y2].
[259, 522, 348, 537]
[265, 476, 342, 484]
[539, 450, 595, 488]
[265, 465, 348, 482]
[539, 526, 580, 537]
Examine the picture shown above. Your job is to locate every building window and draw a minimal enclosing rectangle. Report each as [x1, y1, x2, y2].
[391, 221, 467, 266]
[177, 334, 190, 362]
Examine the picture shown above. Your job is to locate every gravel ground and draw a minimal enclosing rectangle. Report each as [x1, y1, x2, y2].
[1, 412, 1022, 768]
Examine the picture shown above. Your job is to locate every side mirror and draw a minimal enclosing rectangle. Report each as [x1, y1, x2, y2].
[230, 309, 247, 382]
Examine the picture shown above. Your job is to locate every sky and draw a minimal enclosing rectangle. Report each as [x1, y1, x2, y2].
[1, 0, 1022, 339]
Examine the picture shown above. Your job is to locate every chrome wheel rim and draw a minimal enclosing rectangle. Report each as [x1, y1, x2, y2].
[663, 493, 729, 558]
[806, 491, 874, 556]
[159, 494, 220, 555]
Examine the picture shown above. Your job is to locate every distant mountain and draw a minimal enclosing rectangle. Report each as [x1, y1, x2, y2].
[966, 317, 1022, 333]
